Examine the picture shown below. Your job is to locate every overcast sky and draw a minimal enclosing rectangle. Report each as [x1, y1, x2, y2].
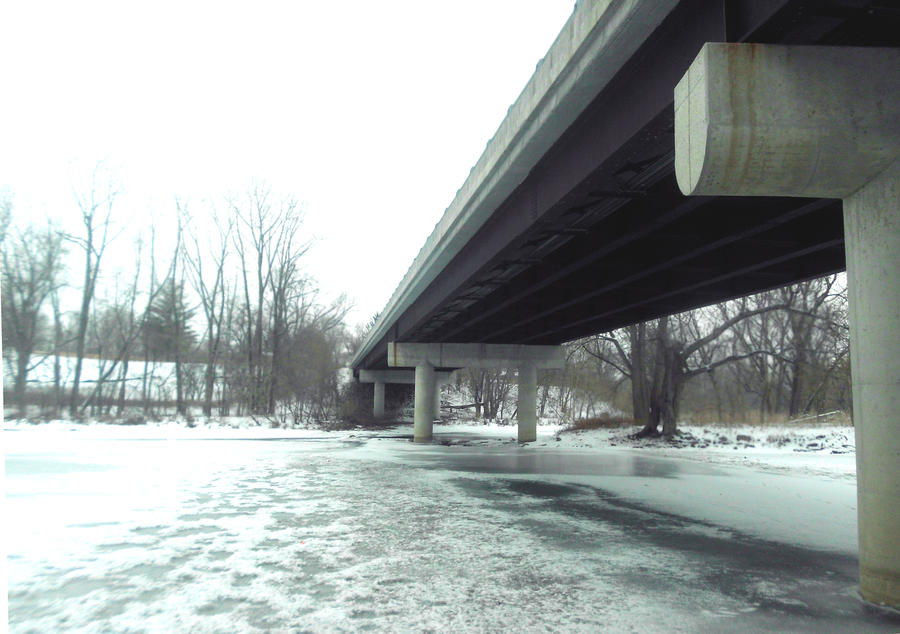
[1, 0, 574, 327]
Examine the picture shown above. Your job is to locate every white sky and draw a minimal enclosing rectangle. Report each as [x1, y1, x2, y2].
[1, 0, 574, 328]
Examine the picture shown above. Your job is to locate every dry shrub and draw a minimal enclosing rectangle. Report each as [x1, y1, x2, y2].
[680, 409, 852, 427]
[562, 413, 636, 433]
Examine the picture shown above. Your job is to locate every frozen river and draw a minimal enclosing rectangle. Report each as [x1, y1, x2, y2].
[5, 427, 900, 632]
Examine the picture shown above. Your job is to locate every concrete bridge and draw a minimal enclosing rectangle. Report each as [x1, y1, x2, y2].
[349, 0, 900, 607]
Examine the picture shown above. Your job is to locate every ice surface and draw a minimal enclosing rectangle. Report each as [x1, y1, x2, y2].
[5, 422, 898, 633]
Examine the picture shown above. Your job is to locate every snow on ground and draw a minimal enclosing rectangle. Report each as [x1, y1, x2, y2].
[2, 416, 339, 441]
[3, 355, 185, 400]
[551, 423, 858, 481]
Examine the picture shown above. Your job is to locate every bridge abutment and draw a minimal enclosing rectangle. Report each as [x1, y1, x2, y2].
[675, 42, 900, 608]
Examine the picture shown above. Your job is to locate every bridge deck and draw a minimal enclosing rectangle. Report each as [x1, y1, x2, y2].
[353, 0, 900, 372]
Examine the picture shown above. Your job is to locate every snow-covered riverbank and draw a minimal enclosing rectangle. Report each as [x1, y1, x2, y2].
[3, 417, 858, 481]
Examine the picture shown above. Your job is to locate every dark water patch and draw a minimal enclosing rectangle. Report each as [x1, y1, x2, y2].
[132, 525, 165, 536]
[122, 563, 173, 579]
[253, 537, 291, 551]
[424, 599, 449, 607]
[5, 457, 118, 477]
[20, 576, 114, 602]
[232, 572, 257, 586]
[461, 476, 900, 632]
[197, 597, 243, 616]
[410, 446, 722, 478]
[171, 525, 222, 537]
[92, 595, 135, 620]
[169, 550, 202, 566]
[67, 521, 121, 529]
[9, 577, 136, 625]
[60, 576, 111, 598]
[208, 549, 231, 561]
[504, 480, 588, 499]
[178, 511, 245, 521]
[376, 577, 411, 587]
[308, 582, 337, 601]
[258, 560, 292, 574]
[197, 564, 229, 574]
[137, 587, 166, 603]
[242, 601, 281, 630]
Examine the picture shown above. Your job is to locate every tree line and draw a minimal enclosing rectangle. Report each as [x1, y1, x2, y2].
[4, 168, 850, 431]
[2, 172, 353, 424]
[446, 275, 849, 435]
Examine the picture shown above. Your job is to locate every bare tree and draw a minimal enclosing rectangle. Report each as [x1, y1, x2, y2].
[183, 203, 234, 417]
[67, 167, 118, 417]
[0, 192, 12, 243]
[584, 299, 793, 436]
[266, 212, 306, 414]
[1, 221, 65, 414]
[729, 293, 790, 421]
[230, 184, 308, 414]
[463, 368, 512, 420]
[274, 288, 352, 424]
[778, 277, 845, 417]
[724, 276, 849, 421]
[171, 203, 187, 414]
[49, 282, 66, 415]
[78, 237, 167, 416]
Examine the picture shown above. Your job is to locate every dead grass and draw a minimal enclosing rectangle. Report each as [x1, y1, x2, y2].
[680, 410, 852, 428]
[560, 414, 637, 433]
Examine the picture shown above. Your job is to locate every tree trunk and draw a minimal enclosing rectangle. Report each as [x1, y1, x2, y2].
[787, 307, 815, 417]
[268, 311, 281, 416]
[636, 319, 668, 437]
[629, 323, 653, 431]
[659, 338, 685, 437]
[539, 383, 550, 418]
[70, 248, 93, 418]
[142, 351, 150, 415]
[51, 289, 63, 417]
[117, 357, 129, 416]
[15, 349, 30, 417]
[653, 335, 687, 437]
[175, 337, 184, 415]
[203, 341, 216, 417]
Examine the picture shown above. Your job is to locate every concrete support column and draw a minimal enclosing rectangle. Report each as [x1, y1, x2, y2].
[373, 381, 385, 418]
[517, 362, 537, 443]
[388, 342, 565, 443]
[674, 42, 900, 607]
[845, 158, 900, 606]
[414, 363, 436, 443]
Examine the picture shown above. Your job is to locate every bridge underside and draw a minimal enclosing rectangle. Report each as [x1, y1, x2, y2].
[358, 0, 900, 371]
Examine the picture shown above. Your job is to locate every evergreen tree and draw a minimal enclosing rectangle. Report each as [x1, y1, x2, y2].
[143, 280, 196, 362]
